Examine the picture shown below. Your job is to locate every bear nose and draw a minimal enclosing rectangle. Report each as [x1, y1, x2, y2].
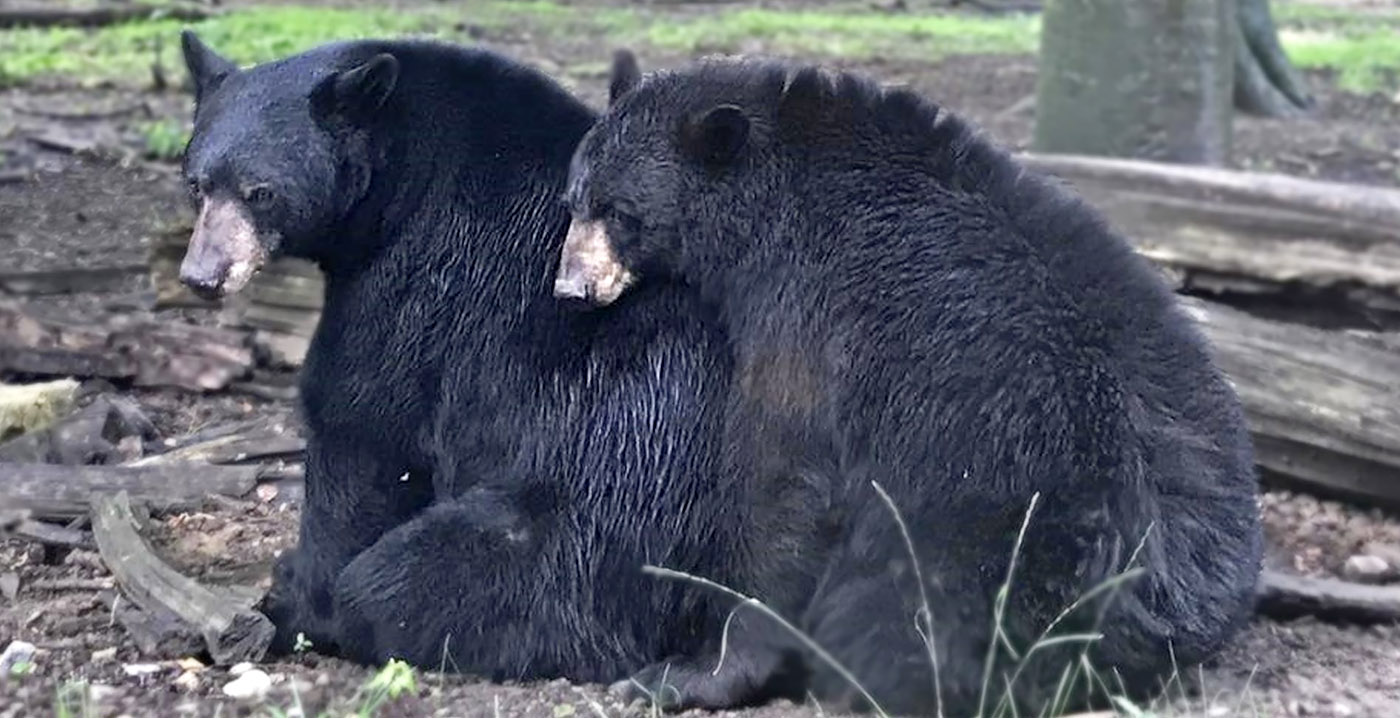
[180, 271, 225, 300]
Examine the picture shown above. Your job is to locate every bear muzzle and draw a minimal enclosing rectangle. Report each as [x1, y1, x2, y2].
[180, 197, 269, 300]
[553, 218, 635, 306]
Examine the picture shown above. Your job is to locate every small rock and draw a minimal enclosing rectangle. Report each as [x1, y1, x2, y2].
[1362, 542, 1400, 568]
[229, 661, 255, 676]
[115, 435, 144, 462]
[176, 657, 205, 672]
[173, 670, 200, 692]
[0, 572, 19, 603]
[90, 647, 117, 663]
[1207, 706, 1229, 718]
[1342, 554, 1392, 584]
[88, 684, 119, 703]
[222, 669, 272, 702]
[256, 483, 279, 502]
[122, 662, 166, 677]
[1331, 702, 1354, 717]
[0, 640, 37, 674]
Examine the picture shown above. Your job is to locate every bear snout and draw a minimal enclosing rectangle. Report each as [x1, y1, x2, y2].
[180, 197, 269, 299]
[553, 218, 635, 305]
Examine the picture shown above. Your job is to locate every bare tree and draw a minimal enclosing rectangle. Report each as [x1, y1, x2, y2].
[1235, 0, 1313, 117]
[1030, 0, 1311, 165]
[1032, 0, 1237, 165]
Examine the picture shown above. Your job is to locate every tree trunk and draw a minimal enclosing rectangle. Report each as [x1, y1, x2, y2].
[1234, 0, 1314, 116]
[1033, 0, 1236, 165]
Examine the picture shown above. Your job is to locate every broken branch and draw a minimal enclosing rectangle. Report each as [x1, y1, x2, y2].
[92, 492, 271, 664]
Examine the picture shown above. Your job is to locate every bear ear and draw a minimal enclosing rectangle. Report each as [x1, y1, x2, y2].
[180, 30, 237, 102]
[680, 104, 750, 168]
[777, 67, 828, 132]
[311, 53, 400, 126]
[608, 49, 641, 106]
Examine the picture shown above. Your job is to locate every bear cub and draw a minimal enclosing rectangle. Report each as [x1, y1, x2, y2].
[556, 56, 1262, 715]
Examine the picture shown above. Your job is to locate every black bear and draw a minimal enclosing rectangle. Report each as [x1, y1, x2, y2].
[178, 36, 744, 684]
[556, 57, 1262, 715]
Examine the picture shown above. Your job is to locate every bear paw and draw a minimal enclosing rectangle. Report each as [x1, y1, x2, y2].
[612, 651, 804, 712]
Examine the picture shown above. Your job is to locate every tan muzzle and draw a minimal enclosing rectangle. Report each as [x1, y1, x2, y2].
[553, 218, 635, 306]
[179, 197, 269, 300]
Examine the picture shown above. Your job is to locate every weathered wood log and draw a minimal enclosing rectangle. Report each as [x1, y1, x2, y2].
[1020, 153, 1400, 323]
[6, 518, 95, 550]
[1, 462, 259, 520]
[1256, 569, 1400, 624]
[0, 266, 143, 296]
[236, 301, 322, 337]
[0, 302, 254, 391]
[247, 271, 324, 311]
[151, 225, 322, 365]
[115, 601, 204, 659]
[1181, 297, 1400, 507]
[253, 330, 313, 369]
[92, 492, 271, 664]
[0, 4, 212, 29]
[130, 429, 303, 467]
[148, 224, 218, 310]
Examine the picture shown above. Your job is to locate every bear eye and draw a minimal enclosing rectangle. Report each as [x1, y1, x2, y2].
[599, 203, 642, 234]
[243, 185, 276, 208]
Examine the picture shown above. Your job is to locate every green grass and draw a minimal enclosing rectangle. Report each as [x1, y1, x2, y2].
[1286, 29, 1400, 93]
[1275, 2, 1400, 29]
[0, 1, 1396, 93]
[646, 8, 1038, 60]
[53, 681, 94, 718]
[139, 118, 189, 160]
[0, 6, 444, 87]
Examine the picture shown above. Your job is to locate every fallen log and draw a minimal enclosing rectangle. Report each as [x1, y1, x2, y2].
[1181, 297, 1400, 507]
[151, 225, 321, 365]
[148, 223, 218, 310]
[1, 462, 259, 520]
[1020, 153, 1400, 324]
[131, 429, 303, 467]
[0, 266, 144, 296]
[0, 4, 212, 29]
[6, 519, 95, 550]
[0, 302, 254, 392]
[1256, 569, 1400, 624]
[92, 492, 271, 664]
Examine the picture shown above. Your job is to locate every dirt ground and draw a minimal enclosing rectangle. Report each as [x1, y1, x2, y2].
[4, 2, 1400, 717]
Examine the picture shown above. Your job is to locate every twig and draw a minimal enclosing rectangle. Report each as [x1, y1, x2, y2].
[28, 578, 114, 592]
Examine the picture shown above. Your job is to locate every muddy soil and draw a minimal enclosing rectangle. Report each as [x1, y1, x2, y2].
[4, 3, 1400, 717]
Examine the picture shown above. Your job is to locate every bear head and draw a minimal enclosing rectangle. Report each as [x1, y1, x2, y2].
[178, 31, 399, 299]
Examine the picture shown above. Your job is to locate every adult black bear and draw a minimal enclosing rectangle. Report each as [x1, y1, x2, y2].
[178, 36, 742, 684]
[556, 57, 1262, 715]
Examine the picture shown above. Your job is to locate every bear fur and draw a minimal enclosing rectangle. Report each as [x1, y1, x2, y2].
[557, 57, 1263, 715]
[178, 36, 741, 683]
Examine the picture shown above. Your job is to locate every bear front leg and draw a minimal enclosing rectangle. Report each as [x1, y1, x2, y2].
[331, 492, 547, 674]
[261, 438, 433, 655]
